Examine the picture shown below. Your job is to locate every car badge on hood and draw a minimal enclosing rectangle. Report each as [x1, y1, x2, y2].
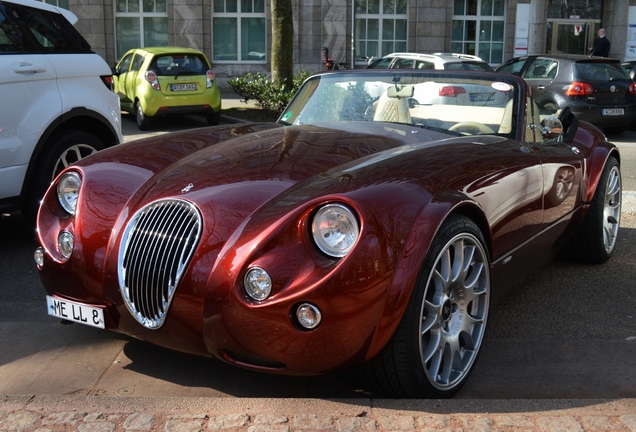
[181, 183, 194, 193]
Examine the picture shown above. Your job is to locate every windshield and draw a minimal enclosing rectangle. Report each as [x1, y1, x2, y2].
[279, 71, 519, 137]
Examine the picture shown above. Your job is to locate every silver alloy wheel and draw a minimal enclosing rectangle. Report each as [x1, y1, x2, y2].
[419, 232, 490, 391]
[52, 144, 99, 180]
[603, 165, 621, 253]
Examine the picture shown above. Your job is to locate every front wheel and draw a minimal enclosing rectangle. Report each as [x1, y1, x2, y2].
[362, 215, 490, 398]
[566, 156, 621, 263]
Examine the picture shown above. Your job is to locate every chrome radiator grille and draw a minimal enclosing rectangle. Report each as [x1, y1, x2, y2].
[118, 199, 202, 329]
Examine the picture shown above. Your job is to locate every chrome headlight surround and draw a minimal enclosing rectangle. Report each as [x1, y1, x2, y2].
[311, 203, 359, 258]
[56, 171, 82, 215]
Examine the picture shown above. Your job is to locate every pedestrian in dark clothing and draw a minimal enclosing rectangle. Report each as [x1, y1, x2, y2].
[590, 28, 610, 57]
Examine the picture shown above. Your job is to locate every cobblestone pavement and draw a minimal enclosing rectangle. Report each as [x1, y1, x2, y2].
[0, 396, 635, 431]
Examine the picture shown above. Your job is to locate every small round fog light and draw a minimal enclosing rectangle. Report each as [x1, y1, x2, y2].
[34, 247, 44, 267]
[57, 231, 74, 260]
[296, 303, 322, 329]
[244, 267, 272, 300]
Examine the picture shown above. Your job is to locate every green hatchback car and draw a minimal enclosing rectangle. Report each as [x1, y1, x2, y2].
[113, 47, 222, 130]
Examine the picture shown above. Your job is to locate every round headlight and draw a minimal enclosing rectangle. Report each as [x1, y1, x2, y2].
[34, 247, 44, 268]
[244, 267, 272, 300]
[57, 172, 82, 215]
[311, 204, 359, 258]
[296, 303, 322, 330]
[57, 230, 74, 260]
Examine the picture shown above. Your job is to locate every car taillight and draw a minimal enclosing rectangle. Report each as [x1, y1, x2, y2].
[439, 86, 466, 97]
[206, 70, 215, 88]
[565, 81, 594, 96]
[145, 71, 160, 90]
[630, 82, 636, 95]
[100, 75, 114, 91]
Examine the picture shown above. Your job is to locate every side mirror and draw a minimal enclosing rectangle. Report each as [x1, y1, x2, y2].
[540, 116, 563, 139]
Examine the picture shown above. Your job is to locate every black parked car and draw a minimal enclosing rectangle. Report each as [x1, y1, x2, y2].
[496, 55, 636, 134]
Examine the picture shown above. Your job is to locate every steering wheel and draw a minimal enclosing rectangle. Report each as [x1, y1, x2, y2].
[448, 121, 495, 135]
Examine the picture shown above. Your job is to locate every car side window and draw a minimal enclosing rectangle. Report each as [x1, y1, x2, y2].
[369, 57, 394, 68]
[2, 2, 91, 53]
[416, 61, 435, 69]
[0, 9, 21, 52]
[118, 53, 133, 73]
[393, 58, 415, 68]
[497, 58, 526, 76]
[523, 59, 558, 79]
[131, 54, 144, 71]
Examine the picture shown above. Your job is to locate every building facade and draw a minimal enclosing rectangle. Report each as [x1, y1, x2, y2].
[52, 0, 636, 89]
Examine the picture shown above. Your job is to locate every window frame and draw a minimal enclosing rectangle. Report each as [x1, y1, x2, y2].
[354, 0, 408, 66]
[114, 0, 168, 60]
[211, 0, 267, 64]
[451, 0, 506, 65]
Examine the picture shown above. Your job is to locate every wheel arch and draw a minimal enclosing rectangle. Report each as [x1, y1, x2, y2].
[21, 107, 121, 198]
[583, 144, 620, 204]
[364, 193, 492, 362]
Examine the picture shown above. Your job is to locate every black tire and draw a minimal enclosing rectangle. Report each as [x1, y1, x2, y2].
[362, 214, 490, 398]
[566, 156, 621, 263]
[205, 111, 221, 126]
[22, 130, 105, 224]
[136, 101, 153, 130]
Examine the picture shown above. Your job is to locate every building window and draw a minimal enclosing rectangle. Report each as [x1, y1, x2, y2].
[115, 0, 168, 59]
[452, 0, 505, 64]
[212, 0, 266, 62]
[355, 0, 408, 64]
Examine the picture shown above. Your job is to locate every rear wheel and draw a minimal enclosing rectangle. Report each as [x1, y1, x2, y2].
[23, 130, 104, 224]
[135, 101, 153, 130]
[566, 156, 621, 263]
[362, 215, 490, 398]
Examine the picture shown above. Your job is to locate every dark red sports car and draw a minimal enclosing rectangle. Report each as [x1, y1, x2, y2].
[35, 69, 622, 398]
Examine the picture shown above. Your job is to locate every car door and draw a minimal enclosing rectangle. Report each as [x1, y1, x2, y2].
[525, 96, 583, 228]
[0, 3, 60, 200]
[521, 58, 561, 114]
[124, 53, 145, 107]
[114, 52, 133, 109]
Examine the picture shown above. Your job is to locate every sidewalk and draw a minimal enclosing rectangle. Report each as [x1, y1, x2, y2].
[1, 395, 635, 431]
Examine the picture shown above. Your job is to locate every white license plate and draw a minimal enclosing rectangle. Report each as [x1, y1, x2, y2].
[470, 93, 495, 102]
[601, 108, 625, 116]
[170, 83, 197, 91]
[46, 296, 105, 329]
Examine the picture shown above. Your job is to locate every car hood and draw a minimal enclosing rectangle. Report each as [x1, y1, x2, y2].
[99, 122, 458, 212]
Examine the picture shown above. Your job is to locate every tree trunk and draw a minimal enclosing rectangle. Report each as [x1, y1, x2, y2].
[270, 0, 294, 90]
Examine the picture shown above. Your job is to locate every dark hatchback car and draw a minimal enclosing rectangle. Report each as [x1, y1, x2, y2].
[496, 55, 636, 134]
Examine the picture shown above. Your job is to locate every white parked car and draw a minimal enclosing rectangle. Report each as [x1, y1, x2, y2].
[0, 0, 122, 223]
